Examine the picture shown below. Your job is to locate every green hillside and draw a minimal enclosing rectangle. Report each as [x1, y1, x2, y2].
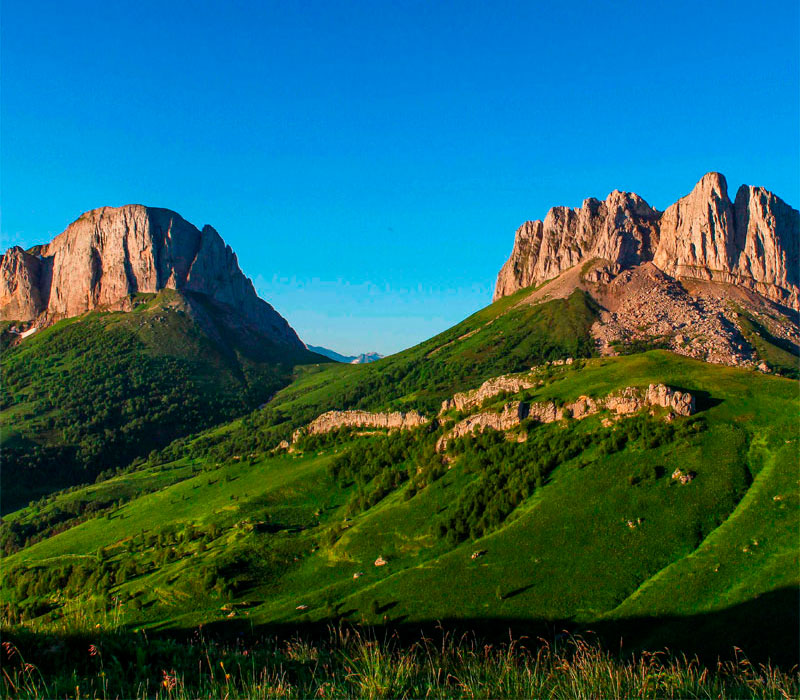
[2, 346, 797, 663]
[178, 286, 599, 462]
[0, 290, 326, 512]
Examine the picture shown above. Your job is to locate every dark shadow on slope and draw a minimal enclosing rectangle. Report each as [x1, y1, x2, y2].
[5, 588, 798, 682]
[503, 583, 536, 599]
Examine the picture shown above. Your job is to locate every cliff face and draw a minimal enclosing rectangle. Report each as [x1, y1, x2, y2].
[292, 409, 429, 442]
[494, 173, 799, 309]
[436, 384, 695, 451]
[494, 191, 660, 300]
[0, 205, 303, 346]
[0, 247, 46, 321]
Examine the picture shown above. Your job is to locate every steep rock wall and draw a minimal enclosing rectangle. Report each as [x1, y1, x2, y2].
[437, 384, 694, 450]
[294, 410, 429, 441]
[0, 205, 303, 346]
[494, 173, 799, 309]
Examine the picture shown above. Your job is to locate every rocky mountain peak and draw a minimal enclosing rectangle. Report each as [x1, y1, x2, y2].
[494, 173, 799, 309]
[0, 205, 303, 346]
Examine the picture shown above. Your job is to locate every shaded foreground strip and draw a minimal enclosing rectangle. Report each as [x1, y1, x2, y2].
[2, 628, 797, 699]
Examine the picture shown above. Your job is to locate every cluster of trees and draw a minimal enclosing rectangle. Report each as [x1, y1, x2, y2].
[0, 496, 120, 554]
[596, 413, 705, 455]
[2, 519, 232, 624]
[437, 414, 706, 544]
[2, 308, 303, 509]
[327, 429, 445, 515]
[3, 321, 211, 503]
[436, 425, 594, 544]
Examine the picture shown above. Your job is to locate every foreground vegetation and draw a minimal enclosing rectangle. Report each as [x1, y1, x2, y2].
[2, 627, 797, 699]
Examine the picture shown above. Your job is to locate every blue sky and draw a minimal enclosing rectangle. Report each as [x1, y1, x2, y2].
[2, 0, 798, 355]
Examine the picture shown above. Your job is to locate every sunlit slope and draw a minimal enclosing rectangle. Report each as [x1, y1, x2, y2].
[3, 353, 796, 662]
[202, 288, 599, 456]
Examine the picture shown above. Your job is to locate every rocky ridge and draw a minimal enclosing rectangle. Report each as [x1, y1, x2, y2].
[494, 173, 799, 310]
[285, 364, 693, 454]
[438, 359, 575, 414]
[292, 410, 429, 442]
[0, 205, 302, 346]
[436, 384, 695, 451]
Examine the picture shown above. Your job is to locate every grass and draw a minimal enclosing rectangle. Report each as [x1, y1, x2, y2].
[1, 280, 798, 688]
[241, 288, 598, 439]
[2, 352, 797, 664]
[1, 627, 797, 699]
[734, 309, 800, 378]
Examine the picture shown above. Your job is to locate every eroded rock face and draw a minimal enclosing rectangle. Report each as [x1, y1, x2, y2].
[440, 375, 541, 414]
[0, 205, 303, 346]
[644, 384, 694, 415]
[494, 173, 799, 309]
[436, 384, 694, 450]
[494, 191, 660, 300]
[298, 409, 429, 440]
[0, 247, 46, 321]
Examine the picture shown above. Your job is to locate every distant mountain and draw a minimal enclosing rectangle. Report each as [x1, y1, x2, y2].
[350, 352, 384, 364]
[308, 345, 384, 363]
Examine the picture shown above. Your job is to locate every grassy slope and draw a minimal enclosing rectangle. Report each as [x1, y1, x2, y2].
[2, 351, 797, 661]
[0, 290, 325, 512]
[735, 309, 800, 378]
[195, 287, 599, 455]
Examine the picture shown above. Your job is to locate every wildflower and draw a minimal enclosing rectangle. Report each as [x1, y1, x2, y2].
[162, 669, 177, 690]
[88, 644, 99, 657]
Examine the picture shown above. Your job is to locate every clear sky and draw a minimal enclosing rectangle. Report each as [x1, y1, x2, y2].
[2, 0, 798, 355]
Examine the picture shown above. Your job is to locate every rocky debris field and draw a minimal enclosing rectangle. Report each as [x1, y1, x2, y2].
[590, 264, 755, 365]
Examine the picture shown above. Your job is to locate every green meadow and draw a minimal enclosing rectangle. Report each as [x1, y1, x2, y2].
[2, 284, 798, 697]
[3, 352, 797, 663]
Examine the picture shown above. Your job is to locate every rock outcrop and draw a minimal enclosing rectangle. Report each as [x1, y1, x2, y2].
[0, 205, 303, 346]
[494, 173, 799, 309]
[437, 384, 694, 450]
[293, 409, 429, 442]
[440, 374, 541, 414]
[0, 247, 47, 321]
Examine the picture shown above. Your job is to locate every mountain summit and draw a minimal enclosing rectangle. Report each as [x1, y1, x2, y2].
[494, 173, 799, 310]
[0, 205, 303, 346]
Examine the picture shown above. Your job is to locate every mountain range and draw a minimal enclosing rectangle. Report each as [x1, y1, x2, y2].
[1, 173, 798, 666]
[308, 346, 385, 364]
[495, 172, 798, 308]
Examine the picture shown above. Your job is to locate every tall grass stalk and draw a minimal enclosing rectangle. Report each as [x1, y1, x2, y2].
[1, 626, 796, 699]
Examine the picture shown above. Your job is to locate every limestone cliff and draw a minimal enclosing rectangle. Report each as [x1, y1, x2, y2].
[292, 410, 429, 442]
[494, 173, 799, 309]
[0, 205, 303, 346]
[437, 384, 694, 451]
